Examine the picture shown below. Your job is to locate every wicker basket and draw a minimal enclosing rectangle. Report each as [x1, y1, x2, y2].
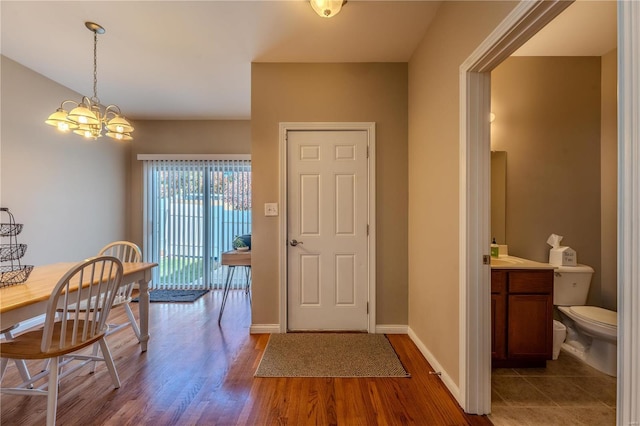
[0, 208, 31, 285]
[0, 223, 23, 237]
[0, 244, 27, 262]
[0, 265, 33, 287]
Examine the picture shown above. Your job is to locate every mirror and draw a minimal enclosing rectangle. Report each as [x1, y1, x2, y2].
[491, 151, 507, 244]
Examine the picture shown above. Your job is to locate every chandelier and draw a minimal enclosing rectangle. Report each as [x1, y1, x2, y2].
[45, 22, 134, 141]
[310, 0, 346, 18]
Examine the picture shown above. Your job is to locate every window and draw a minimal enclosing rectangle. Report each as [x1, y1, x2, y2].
[141, 155, 251, 290]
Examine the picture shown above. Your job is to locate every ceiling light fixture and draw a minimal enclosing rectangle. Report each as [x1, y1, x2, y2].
[45, 22, 134, 141]
[310, 0, 346, 18]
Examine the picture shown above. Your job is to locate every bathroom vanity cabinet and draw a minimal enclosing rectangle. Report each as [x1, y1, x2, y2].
[491, 268, 554, 368]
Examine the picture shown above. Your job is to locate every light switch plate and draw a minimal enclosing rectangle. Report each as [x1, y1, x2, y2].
[264, 203, 278, 216]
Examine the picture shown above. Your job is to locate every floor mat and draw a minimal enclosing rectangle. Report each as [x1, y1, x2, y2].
[132, 289, 209, 303]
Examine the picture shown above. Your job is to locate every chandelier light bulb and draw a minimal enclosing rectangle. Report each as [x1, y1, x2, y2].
[310, 0, 346, 18]
[45, 108, 78, 132]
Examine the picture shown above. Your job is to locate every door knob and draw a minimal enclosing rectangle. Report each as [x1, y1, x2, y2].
[290, 239, 303, 247]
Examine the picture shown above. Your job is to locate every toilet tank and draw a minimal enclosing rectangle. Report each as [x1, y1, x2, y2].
[553, 264, 595, 306]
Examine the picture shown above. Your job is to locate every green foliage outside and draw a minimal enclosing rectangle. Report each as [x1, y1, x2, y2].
[159, 257, 206, 284]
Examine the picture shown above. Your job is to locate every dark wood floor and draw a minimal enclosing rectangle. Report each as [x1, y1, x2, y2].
[1, 290, 491, 425]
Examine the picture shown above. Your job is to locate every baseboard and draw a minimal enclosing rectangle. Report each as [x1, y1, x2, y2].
[375, 324, 408, 334]
[408, 326, 461, 405]
[250, 324, 281, 334]
[249, 324, 407, 335]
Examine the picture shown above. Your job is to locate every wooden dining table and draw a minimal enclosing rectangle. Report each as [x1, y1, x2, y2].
[0, 261, 157, 352]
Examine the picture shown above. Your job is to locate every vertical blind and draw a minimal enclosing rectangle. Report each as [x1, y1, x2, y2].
[141, 155, 251, 290]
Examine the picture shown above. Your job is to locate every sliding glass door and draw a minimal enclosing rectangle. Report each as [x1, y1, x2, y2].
[142, 156, 251, 290]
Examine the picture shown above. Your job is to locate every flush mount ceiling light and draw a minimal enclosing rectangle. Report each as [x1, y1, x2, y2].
[310, 0, 346, 18]
[45, 22, 134, 141]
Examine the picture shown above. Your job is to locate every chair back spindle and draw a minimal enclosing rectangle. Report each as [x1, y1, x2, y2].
[41, 256, 123, 354]
[97, 241, 142, 305]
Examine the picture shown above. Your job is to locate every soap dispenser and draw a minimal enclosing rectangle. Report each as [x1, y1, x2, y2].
[490, 238, 499, 258]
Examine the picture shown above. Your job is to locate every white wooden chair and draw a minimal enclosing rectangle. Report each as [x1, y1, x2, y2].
[0, 256, 124, 426]
[45, 241, 142, 374]
[97, 241, 143, 340]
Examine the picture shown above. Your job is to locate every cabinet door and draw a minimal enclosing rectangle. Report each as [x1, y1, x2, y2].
[491, 292, 506, 360]
[508, 270, 553, 293]
[507, 294, 553, 359]
[491, 270, 507, 360]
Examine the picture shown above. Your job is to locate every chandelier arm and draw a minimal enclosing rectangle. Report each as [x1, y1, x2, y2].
[81, 95, 94, 106]
[104, 105, 123, 116]
[60, 99, 79, 110]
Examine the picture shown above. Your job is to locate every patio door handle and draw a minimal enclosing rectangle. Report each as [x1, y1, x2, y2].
[289, 239, 303, 247]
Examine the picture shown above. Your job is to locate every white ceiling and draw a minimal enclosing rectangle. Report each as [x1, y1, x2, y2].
[0, 1, 616, 121]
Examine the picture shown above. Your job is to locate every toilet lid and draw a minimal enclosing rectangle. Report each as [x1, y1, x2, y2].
[570, 306, 617, 327]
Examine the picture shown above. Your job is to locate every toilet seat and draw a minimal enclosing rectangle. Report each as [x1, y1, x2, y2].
[558, 305, 617, 342]
[568, 306, 617, 327]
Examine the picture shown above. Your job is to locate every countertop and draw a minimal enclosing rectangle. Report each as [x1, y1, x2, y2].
[490, 255, 556, 270]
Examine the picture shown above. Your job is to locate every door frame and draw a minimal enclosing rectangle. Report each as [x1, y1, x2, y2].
[459, 1, 572, 413]
[278, 122, 376, 333]
[460, 0, 640, 421]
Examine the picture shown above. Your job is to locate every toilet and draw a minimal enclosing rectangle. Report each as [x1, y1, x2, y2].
[553, 264, 618, 377]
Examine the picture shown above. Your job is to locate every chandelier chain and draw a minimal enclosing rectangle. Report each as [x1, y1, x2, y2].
[93, 30, 98, 101]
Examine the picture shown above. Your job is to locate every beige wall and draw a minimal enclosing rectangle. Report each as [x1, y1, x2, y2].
[600, 49, 617, 311]
[407, 1, 518, 386]
[491, 56, 604, 306]
[251, 63, 409, 326]
[0, 56, 129, 265]
[127, 120, 250, 246]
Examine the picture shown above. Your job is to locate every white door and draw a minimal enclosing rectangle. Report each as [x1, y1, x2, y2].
[287, 130, 369, 331]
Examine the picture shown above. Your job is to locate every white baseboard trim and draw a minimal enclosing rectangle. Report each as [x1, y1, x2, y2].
[408, 326, 461, 405]
[250, 324, 281, 334]
[249, 324, 408, 335]
[375, 324, 408, 334]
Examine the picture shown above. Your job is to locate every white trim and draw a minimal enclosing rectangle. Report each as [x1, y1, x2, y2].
[137, 154, 251, 161]
[278, 122, 376, 334]
[408, 327, 460, 404]
[279, 124, 288, 334]
[618, 1, 640, 424]
[249, 324, 282, 334]
[375, 325, 408, 335]
[459, 0, 572, 415]
[459, 70, 492, 415]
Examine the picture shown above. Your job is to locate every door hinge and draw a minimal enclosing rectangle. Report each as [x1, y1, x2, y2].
[367, 302, 369, 314]
[483, 255, 490, 265]
[367, 146, 370, 158]
[367, 224, 369, 236]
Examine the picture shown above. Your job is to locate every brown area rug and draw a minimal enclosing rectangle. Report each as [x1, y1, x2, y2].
[255, 333, 410, 378]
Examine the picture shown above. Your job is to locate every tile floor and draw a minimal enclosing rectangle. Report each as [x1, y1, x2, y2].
[489, 350, 616, 425]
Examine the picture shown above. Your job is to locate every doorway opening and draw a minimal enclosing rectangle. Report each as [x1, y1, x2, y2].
[461, 0, 639, 421]
[459, 0, 574, 414]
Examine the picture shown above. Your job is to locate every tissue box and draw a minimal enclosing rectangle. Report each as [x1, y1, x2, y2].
[549, 246, 577, 266]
